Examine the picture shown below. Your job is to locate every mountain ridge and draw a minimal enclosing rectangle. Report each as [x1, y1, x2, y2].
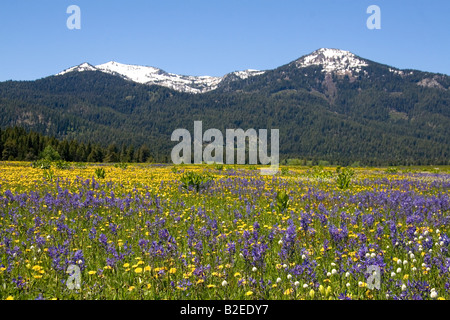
[0, 48, 449, 165]
[57, 60, 265, 94]
[53, 48, 449, 93]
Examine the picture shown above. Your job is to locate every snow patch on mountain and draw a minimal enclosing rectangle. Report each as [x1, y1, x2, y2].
[56, 61, 265, 94]
[230, 69, 266, 80]
[417, 77, 446, 90]
[96, 61, 223, 94]
[57, 63, 97, 75]
[388, 68, 405, 76]
[294, 48, 368, 75]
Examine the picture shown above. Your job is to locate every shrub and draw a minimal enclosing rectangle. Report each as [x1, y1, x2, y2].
[114, 163, 128, 170]
[31, 159, 52, 169]
[55, 160, 71, 170]
[95, 168, 106, 179]
[40, 145, 61, 161]
[276, 191, 290, 213]
[179, 171, 213, 192]
[335, 167, 354, 189]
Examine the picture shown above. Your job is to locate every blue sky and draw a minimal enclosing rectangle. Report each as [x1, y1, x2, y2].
[0, 0, 449, 81]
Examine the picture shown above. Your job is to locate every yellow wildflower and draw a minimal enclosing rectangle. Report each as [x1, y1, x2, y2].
[284, 288, 294, 295]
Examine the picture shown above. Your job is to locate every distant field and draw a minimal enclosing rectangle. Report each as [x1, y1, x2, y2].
[0, 162, 449, 300]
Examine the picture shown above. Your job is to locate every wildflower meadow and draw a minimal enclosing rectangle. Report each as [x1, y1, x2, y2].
[0, 162, 449, 300]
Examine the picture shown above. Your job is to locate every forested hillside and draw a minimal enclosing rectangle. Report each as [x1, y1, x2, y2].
[0, 49, 449, 165]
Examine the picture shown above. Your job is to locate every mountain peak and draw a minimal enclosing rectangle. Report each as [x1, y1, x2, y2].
[57, 62, 97, 76]
[56, 61, 265, 94]
[313, 48, 354, 56]
[294, 48, 368, 75]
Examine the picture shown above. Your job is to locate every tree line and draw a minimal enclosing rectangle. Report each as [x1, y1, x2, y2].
[0, 126, 152, 163]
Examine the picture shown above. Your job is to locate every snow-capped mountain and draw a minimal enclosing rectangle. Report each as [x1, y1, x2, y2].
[57, 61, 265, 94]
[293, 48, 369, 76]
[96, 61, 224, 94]
[56, 48, 445, 94]
[291, 48, 418, 80]
[57, 62, 98, 74]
